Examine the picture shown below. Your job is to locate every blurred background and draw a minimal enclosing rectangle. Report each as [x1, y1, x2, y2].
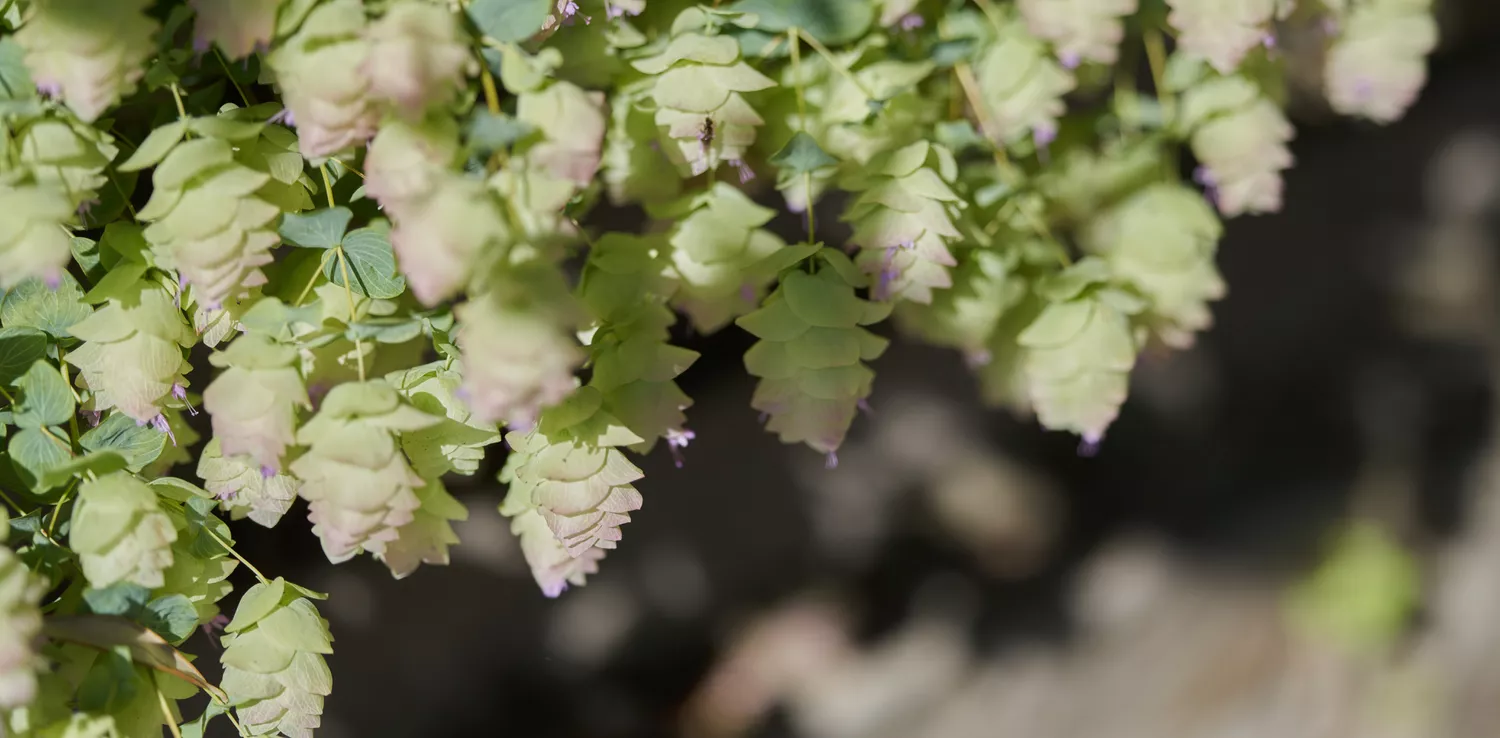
[224, 2, 1500, 736]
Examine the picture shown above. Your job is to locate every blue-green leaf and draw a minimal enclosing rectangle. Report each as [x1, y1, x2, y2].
[8, 427, 72, 492]
[13, 359, 75, 429]
[1, 275, 91, 340]
[142, 595, 199, 644]
[467, 0, 551, 43]
[728, 0, 873, 45]
[80, 412, 167, 473]
[770, 131, 839, 174]
[0, 327, 50, 385]
[279, 207, 353, 250]
[325, 227, 406, 299]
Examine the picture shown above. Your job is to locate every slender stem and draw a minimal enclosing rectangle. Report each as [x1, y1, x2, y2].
[953, 61, 1025, 187]
[788, 29, 816, 243]
[319, 164, 367, 381]
[479, 61, 502, 115]
[225, 710, 249, 737]
[169, 84, 188, 121]
[46, 479, 77, 537]
[157, 684, 184, 738]
[797, 31, 875, 101]
[293, 251, 335, 307]
[56, 345, 82, 406]
[1144, 29, 1174, 124]
[0, 487, 25, 516]
[201, 523, 269, 585]
[213, 48, 254, 107]
[318, 164, 337, 210]
[0, 385, 16, 405]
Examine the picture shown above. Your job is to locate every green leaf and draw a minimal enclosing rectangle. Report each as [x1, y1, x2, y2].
[8, 427, 71, 492]
[38, 451, 129, 489]
[118, 121, 188, 172]
[180, 700, 228, 738]
[80, 413, 167, 473]
[1, 276, 91, 340]
[279, 207, 353, 250]
[466, 111, 535, 156]
[467, 0, 551, 43]
[142, 595, 199, 643]
[325, 228, 406, 299]
[770, 131, 839, 174]
[82, 261, 149, 304]
[98, 222, 152, 265]
[13, 360, 75, 429]
[0, 327, 50, 385]
[72, 237, 106, 281]
[44, 615, 228, 702]
[728, 0, 873, 45]
[77, 647, 140, 713]
[226, 578, 286, 633]
[0, 38, 35, 102]
[83, 583, 151, 617]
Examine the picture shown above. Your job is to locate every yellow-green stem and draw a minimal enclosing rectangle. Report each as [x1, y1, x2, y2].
[1144, 29, 1174, 125]
[201, 523, 269, 585]
[213, 48, 254, 107]
[158, 683, 183, 738]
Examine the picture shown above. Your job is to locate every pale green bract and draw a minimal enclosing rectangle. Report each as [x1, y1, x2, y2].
[0, 0, 1443, 732]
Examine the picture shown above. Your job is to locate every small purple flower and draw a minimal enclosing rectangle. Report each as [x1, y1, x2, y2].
[151, 414, 178, 446]
[824, 450, 839, 469]
[193, 35, 211, 55]
[666, 428, 696, 468]
[856, 398, 873, 416]
[1077, 432, 1103, 458]
[1262, 33, 1278, 50]
[731, 159, 755, 184]
[268, 108, 296, 128]
[36, 80, 61, 98]
[874, 265, 898, 301]
[200, 613, 231, 639]
[964, 350, 992, 369]
[898, 13, 924, 31]
[1193, 166, 1222, 211]
[1034, 123, 1056, 164]
[758, 411, 770, 425]
[44, 271, 62, 291]
[1321, 16, 1340, 36]
[215, 486, 237, 501]
[542, 581, 568, 598]
[605, 1, 639, 19]
[558, 0, 581, 25]
[260, 465, 278, 479]
[1059, 50, 1081, 70]
[740, 284, 757, 304]
[172, 383, 198, 416]
[86, 410, 102, 427]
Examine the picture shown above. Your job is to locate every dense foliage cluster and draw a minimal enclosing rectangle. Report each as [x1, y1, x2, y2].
[0, 0, 1437, 734]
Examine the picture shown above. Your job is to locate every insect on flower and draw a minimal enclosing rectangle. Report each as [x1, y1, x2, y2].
[698, 116, 715, 154]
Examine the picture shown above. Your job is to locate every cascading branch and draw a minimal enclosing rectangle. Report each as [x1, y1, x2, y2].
[0, 0, 1442, 733]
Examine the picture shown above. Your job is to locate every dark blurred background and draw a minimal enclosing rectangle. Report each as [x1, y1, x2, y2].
[224, 3, 1500, 736]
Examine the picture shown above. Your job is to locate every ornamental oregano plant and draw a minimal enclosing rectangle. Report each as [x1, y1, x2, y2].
[0, 0, 1438, 734]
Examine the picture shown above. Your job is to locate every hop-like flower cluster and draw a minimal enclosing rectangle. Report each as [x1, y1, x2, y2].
[66, 280, 195, 424]
[664, 182, 787, 332]
[1167, 0, 1293, 73]
[456, 272, 583, 429]
[841, 141, 965, 304]
[267, 0, 378, 158]
[290, 381, 441, 564]
[197, 438, 301, 528]
[220, 579, 333, 738]
[738, 253, 891, 457]
[362, 0, 474, 115]
[16, 115, 119, 211]
[135, 138, 282, 310]
[500, 387, 646, 596]
[15, 0, 156, 122]
[68, 472, 178, 589]
[0, 543, 45, 710]
[387, 361, 502, 479]
[381, 478, 467, 579]
[191, 0, 280, 59]
[631, 14, 776, 176]
[1324, 0, 1439, 123]
[0, 185, 75, 288]
[973, 15, 1075, 145]
[1017, 0, 1137, 66]
[516, 80, 609, 188]
[1081, 184, 1226, 348]
[579, 233, 699, 452]
[203, 335, 311, 473]
[368, 119, 509, 306]
[603, 81, 685, 206]
[1017, 261, 1142, 442]
[1179, 74, 1294, 216]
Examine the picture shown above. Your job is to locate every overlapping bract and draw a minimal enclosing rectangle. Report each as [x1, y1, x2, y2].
[197, 437, 301, 528]
[136, 137, 282, 311]
[268, 0, 379, 158]
[221, 579, 334, 738]
[1324, 0, 1439, 123]
[579, 233, 699, 452]
[158, 499, 240, 624]
[841, 141, 965, 303]
[204, 335, 311, 472]
[68, 472, 177, 589]
[739, 255, 891, 456]
[1017, 0, 1137, 66]
[66, 280, 195, 424]
[190, 0, 280, 59]
[362, 1, 475, 115]
[290, 381, 441, 565]
[1179, 73, 1294, 217]
[1082, 184, 1225, 347]
[15, 0, 156, 122]
[972, 15, 1075, 145]
[0, 185, 74, 288]
[1166, 0, 1292, 73]
[1017, 262, 1142, 443]
[388, 361, 502, 478]
[456, 271, 583, 429]
[0, 543, 44, 710]
[381, 478, 467, 579]
[632, 14, 775, 175]
[663, 183, 787, 332]
[500, 388, 645, 596]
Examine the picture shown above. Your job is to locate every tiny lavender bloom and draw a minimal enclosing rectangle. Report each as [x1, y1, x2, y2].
[151, 414, 177, 446]
[666, 428, 696, 468]
[731, 158, 755, 184]
[1059, 50, 1081, 70]
[261, 465, 278, 479]
[899, 13, 924, 31]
